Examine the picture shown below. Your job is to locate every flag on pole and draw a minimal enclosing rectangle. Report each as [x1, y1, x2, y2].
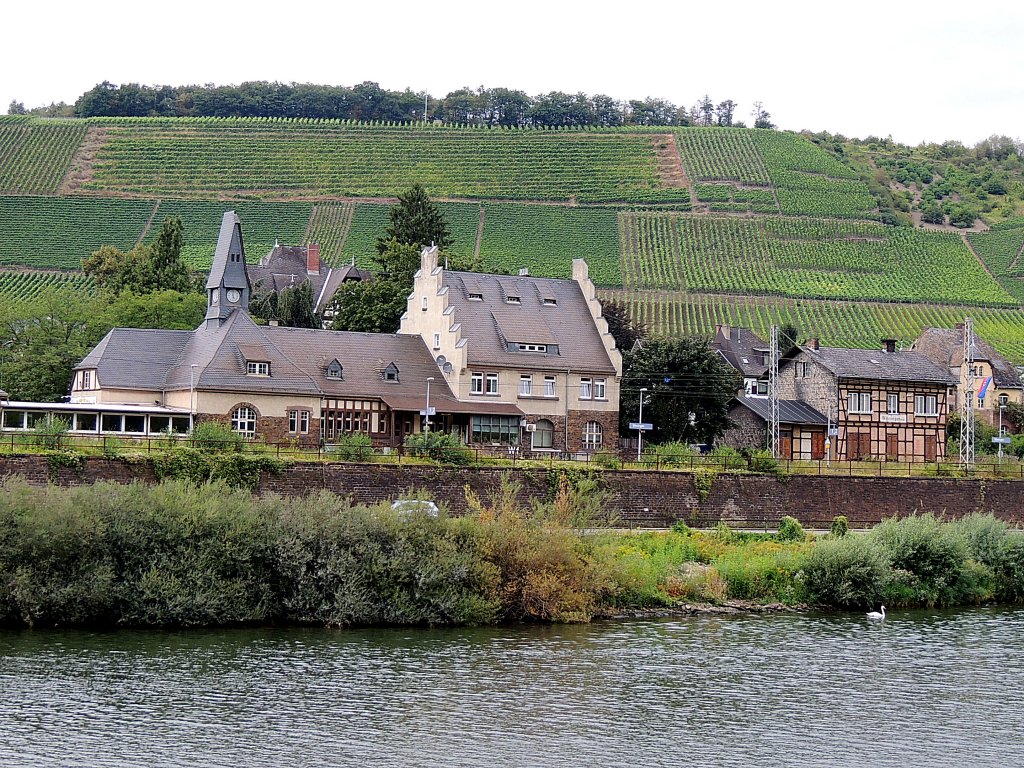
[978, 375, 993, 400]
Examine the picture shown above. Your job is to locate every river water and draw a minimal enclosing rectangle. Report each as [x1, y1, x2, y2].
[1, 607, 1022, 767]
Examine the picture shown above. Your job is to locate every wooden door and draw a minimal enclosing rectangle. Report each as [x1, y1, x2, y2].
[924, 437, 937, 462]
[780, 429, 792, 460]
[848, 432, 869, 460]
[886, 434, 898, 462]
[811, 431, 825, 460]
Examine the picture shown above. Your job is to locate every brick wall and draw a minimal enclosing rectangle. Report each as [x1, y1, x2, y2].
[3, 455, 1024, 529]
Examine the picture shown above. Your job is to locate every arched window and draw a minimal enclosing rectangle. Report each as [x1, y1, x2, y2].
[582, 421, 603, 450]
[532, 418, 554, 450]
[231, 406, 257, 436]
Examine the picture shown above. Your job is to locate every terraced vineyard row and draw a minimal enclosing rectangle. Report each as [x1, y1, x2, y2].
[303, 203, 355, 265]
[0, 269, 94, 300]
[0, 121, 86, 195]
[968, 221, 1024, 302]
[83, 125, 689, 204]
[602, 289, 1024, 364]
[621, 213, 1013, 305]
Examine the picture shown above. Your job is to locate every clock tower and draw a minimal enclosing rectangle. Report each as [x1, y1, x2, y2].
[205, 211, 252, 327]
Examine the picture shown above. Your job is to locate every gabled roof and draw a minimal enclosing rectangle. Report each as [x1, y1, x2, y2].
[731, 397, 829, 426]
[75, 328, 193, 391]
[441, 270, 616, 374]
[912, 327, 1024, 390]
[206, 211, 249, 291]
[794, 345, 957, 385]
[712, 325, 770, 377]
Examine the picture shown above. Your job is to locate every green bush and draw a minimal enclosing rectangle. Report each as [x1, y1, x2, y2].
[777, 516, 805, 542]
[801, 535, 889, 609]
[190, 421, 244, 453]
[329, 432, 374, 461]
[709, 446, 745, 470]
[713, 548, 804, 603]
[749, 449, 779, 474]
[645, 441, 697, 468]
[404, 431, 473, 465]
[830, 516, 849, 538]
[33, 417, 69, 450]
[871, 514, 968, 606]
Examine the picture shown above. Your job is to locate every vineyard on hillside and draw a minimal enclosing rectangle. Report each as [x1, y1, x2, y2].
[81, 122, 690, 204]
[968, 218, 1024, 302]
[619, 212, 1014, 306]
[0, 269, 94, 301]
[0, 120, 86, 195]
[601, 289, 1024, 363]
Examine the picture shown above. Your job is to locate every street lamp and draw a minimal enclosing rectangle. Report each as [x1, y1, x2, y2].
[425, 377, 435, 436]
[999, 403, 1007, 464]
[637, 387, 648, 463]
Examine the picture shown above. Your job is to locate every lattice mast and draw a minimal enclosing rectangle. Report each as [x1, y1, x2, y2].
[768, 325, 780, 457]
[960, 317, 975, 470]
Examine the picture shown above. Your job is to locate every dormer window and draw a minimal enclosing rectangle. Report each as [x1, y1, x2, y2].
[468, 292, 483, 301]
[247, 361, 270, 376]
[383, 362, 399, 382]
[542, 298, 557, 306]
[519, 343, 547, 353]
[506, 295, 521, 304]
[326, 360, 343, 380]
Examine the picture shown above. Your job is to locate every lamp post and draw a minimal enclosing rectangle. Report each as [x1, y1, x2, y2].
[999, 403, 1007, 464]
[637, 387, 648, 464]
[425, 377, 434, 437]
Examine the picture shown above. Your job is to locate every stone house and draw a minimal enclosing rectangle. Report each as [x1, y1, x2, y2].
[711, 325, 770, 397]
[401, 247, 622, 453]
[721, 398, 830, 458]
[912, 326, 1024, 431]
[776, 339, 958, 461]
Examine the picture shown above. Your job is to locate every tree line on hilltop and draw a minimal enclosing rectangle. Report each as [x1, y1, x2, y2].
[8, 81, 775, 129]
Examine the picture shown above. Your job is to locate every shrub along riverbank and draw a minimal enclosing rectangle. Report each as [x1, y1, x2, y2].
[0, 477, 1022, 629]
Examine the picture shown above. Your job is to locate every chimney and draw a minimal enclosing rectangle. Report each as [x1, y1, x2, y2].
[731, 327, 741, 343]
[882, 338, 897, 354]
[807, 337, 820, 351]
[306, 243, 321, 275]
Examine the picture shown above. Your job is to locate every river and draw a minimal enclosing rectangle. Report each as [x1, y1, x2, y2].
[2, 607, 1022, 767]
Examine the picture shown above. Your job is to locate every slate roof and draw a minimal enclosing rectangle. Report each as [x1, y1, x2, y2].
[912, 327, 1024, 389]
[248, 246, 371, 315]
[441, 270, 617, 374]
[76, 312, 520, 416]
[712, 325, 770, 377]
[731, 397, 830, 426]
[798, 345, 958, 385]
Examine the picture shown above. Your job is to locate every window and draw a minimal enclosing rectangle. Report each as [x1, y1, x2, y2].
[486, 373, 499, 395]
[979, 396, 986, 410]
[288, 409, 310, 434]
[421, 297, 428, 311]
[471, 372, 484, 395]
[999, 394, 1009, 406]
[519, 375, 533, 396]
[123, 415, 145, 434]
[747, 379, 768, 397]
[432, 333, 441, 350]
[471, 415, 520, 444]
[887, 393, 900, 414]
[2, 411, 26, 429]
[383, 363, 399, 382]
[231, 406, 257, 435]
[101, 414, 122, 433]
[794, 361, 808, 379]
[542, 298, 557, 306]
[149, 415, 189, 434]
[594, 378, 607, 400]
[321, 399, 387, 439]
[81, 370, 92, 390]
[532, 419, 554, 449]
[73, 413, 97, 432]
[506, 295, 521, 305]
[544, 376, 557, 397]
[848, 392, 872, 414]
[915, 394, 939, 416]
[326, 360, 343, 379]
[468, 292, 483, 301]
[247, 361, 269, 376]
[580, 377, 593, 399]
[519, 343, 547, 353]
[582, 421, 603, 450]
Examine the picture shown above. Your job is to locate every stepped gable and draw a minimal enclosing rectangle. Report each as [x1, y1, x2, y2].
[798, 344, 958, 384]
[442, 269, 617, 374]
[912, 327, 1024, 390]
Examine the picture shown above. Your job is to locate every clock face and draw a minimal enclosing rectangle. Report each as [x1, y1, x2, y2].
[226, 289, 241, 304]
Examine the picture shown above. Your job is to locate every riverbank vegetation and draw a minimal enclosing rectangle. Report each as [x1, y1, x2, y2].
[0, 478, 1021, 630]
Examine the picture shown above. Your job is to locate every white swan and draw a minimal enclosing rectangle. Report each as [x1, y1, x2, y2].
[867, 605, 886, 621]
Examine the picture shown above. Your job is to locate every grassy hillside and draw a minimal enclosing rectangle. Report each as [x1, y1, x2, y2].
[1, 116, 1022, 361]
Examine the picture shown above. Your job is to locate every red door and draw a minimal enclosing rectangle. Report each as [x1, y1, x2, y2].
[811, 431, 825, 460]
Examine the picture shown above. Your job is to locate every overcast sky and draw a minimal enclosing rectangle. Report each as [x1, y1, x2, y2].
[4, 0, 1021, 145]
